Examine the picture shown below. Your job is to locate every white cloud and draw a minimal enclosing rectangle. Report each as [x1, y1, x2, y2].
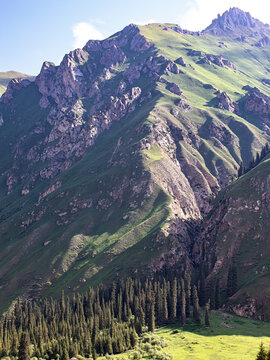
[178, 0, 270, 31]
[130, 19, 157, 26]
[72, 22, 104, 49]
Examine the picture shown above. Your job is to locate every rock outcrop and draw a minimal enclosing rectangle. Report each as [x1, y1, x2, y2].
[203, 7, 270, 50]
[242, 87, 270, 118]
[203, 7, 270, 38]
[216, 91, 239, 113]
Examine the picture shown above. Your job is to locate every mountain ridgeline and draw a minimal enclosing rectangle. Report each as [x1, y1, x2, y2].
[0, 8, 270, 320]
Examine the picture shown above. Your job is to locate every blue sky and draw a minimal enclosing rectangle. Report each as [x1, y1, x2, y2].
[0, 0, 269, 75]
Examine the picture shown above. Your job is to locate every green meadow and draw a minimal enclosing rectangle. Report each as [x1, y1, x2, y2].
[102, 312, 270, 360]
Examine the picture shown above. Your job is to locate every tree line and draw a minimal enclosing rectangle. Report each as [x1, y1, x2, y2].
[0, 273, 217, 360]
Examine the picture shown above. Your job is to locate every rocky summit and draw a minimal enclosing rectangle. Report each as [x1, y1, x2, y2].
[0, 8, 270, 321]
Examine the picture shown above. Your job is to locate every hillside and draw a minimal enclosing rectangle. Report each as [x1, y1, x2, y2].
[0, 71, 34, 96]
[193, 154, 270, 320]
[0, 7, 270, 318]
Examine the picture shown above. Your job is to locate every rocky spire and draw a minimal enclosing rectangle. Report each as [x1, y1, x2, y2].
[203, 7, 270, 40]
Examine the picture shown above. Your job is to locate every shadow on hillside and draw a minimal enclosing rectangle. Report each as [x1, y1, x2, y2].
[160, 311, 270, 337]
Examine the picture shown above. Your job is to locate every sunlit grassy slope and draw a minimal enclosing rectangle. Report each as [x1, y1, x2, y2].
[101, 312, 270, 360]
[157, 312, 270, 360]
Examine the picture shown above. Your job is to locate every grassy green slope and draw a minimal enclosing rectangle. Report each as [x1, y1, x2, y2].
[140, 24, 270, 169]
[0, 84, 171, 312]
[100, 312, 270, 360]
[157, 312, 270, 360]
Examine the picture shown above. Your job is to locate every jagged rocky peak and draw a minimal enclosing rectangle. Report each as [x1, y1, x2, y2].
[203, 7, 270, 38]
[33, 23, 153, 107]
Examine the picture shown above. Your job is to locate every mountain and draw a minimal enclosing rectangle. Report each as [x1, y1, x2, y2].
[0, 8, 270, 318]
[0, 71, 34, 96]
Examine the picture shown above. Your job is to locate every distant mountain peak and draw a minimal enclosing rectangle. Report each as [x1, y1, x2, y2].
[203, 7, 270, 38]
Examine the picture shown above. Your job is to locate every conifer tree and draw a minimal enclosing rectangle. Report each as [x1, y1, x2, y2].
[238, 161, 244, 177]
[199, 266, 206, 306]
[18, 331, 30, 360]
[256, 342, 267, 360]
[181, 279, 186, 326]
[255, 152, 260, 166]
[185, 273, 191, 317]
[130, 328, 138, 348]
[193, 286, 201, 325]
[148, 300, 155, 332]
[171, 278, 177, 321]
[205, 299, 210, 327]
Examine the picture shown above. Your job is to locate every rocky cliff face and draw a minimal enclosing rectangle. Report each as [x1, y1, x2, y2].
[243, 86, 270, 119]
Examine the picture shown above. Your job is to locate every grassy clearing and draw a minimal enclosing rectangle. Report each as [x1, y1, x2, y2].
[157, 312, 270, 360]
[100, 312, 270, 360]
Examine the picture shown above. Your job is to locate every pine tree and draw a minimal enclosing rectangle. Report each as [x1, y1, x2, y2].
[181, 279, 186, 326]
[255, 152, 260, 166]
[18, 331, 30, 360]
[185, 273, 191, 317]
[199, 266, 206, 307]
[256, 342, 267, 360]
[10, 331, 19, 357]
[238, 161, 244, 177]
[192, 286, 201, 326]
[205, 299, 210, 327]
[130, 328, 138, 348]
[148, 300, 155, 332]
[170, 278, 177, 321]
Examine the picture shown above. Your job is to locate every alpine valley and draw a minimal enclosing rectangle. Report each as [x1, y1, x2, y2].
[1, 6, 270, 348]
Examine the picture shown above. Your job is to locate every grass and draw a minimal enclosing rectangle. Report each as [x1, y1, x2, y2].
[100, 312, 270, 360]
[157, 312, 270, 360]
